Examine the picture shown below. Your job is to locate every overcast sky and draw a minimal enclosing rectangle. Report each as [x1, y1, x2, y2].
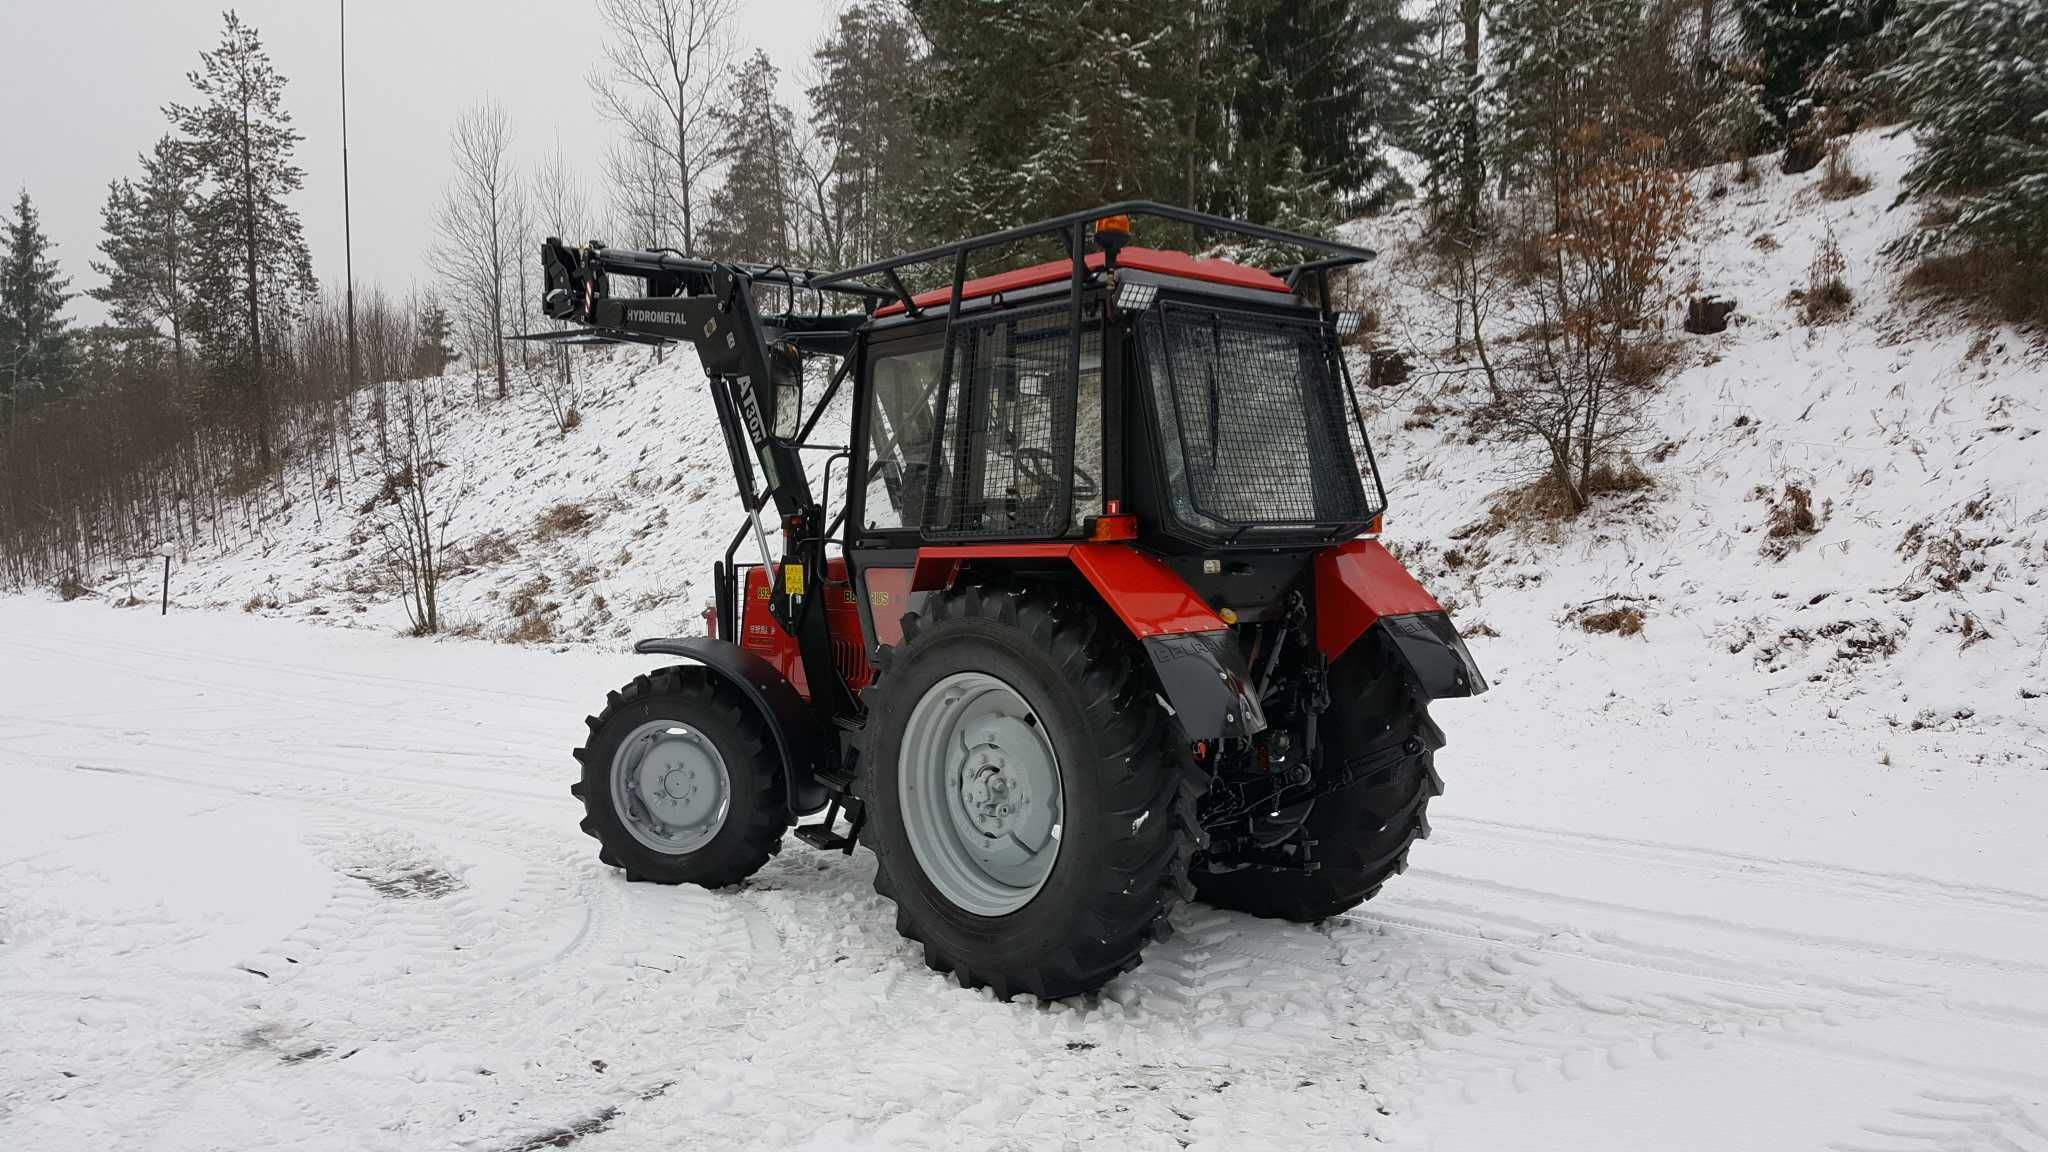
[0, 0, 838, 325]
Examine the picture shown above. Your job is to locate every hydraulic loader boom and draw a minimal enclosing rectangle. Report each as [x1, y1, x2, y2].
[522, 239, 875, 724]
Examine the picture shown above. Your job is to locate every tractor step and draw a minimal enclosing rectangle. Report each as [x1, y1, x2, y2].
[794, 797, 864, 854]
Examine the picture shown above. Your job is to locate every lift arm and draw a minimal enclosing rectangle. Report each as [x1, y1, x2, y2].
[523, 239, 870, 724]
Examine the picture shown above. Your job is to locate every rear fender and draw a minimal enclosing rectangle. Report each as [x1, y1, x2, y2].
[1314, 539, 1487, 700]
[631, 636, 832, 817]
[909, 542, 1264, 740]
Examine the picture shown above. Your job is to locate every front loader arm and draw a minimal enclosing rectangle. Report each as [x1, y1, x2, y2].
[524, 238, 870, 725]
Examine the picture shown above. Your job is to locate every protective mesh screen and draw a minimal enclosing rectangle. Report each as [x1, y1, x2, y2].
[923, 302, 1100, 538]
[1141, 302, 1377, 531]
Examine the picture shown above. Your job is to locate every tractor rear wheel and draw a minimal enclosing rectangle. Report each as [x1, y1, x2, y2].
[572, 665, 788, 887]
[1193, 637, 1443, 922]
[862, 584, 1205, 1000]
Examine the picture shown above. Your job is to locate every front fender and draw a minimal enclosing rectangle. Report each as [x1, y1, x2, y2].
[632, 636, 831, 817]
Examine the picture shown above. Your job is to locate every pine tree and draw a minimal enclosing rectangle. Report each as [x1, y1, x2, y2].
[167, 11, 316, 471]
[700, 51, 797, 264]
[91, 136, 199, 386]
[1, 190, 75, 425]
[807, 2, 923, 266]
[1881, 0, 2048, 268]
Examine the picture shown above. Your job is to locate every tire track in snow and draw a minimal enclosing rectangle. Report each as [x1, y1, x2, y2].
[1829, 1091, 2048, 1152]
[1434, 814, 2048, 918]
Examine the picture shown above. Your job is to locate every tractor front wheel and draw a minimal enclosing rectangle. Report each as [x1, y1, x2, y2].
[862, 584, 1205, 1000]
[572, 666, 788, 887]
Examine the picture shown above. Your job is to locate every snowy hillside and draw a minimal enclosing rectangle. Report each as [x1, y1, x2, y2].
[6, 130, 2047, 1151]
[97, 134, 2048, 760]
[1350, 130, 2047, 760]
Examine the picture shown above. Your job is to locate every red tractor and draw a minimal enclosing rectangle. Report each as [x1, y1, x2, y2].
[531, 204, 1486, 999]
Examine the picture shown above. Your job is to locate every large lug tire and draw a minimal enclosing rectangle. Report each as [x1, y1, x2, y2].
[1194, 636, 1444, 922]
[862, 583, 1206, 1000]
[571, 665, 788, 887]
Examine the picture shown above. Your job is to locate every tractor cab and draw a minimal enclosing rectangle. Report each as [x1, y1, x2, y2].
[531, 203, 1484, 1001]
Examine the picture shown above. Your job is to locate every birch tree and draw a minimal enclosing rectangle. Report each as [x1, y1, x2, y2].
[434, 102, 521, 401]
[589, 0, 736, 255]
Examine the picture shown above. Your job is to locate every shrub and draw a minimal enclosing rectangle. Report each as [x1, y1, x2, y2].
[1801, 229, 1853, 325]
[1761, 482, 1828, 558]
[54, 572, 89, 601]
[535, 501, 595, 540]
[1903, 250, 2048, 329]
[1581, 605, 1645, 636]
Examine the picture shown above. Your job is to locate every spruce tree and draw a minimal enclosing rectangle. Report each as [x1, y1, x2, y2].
[1882, 0, 2048, 268]
[412, 302, 458, 379]
[0, 190, 75, 425]
[1414, 0, 1491, 235]
[1736, 0, 1897, 148]
[167, 11, 315, 471]
[1491, 0, 1642, 211]
[91, 136, 199, 385]
[1225, 0, 1422, 219]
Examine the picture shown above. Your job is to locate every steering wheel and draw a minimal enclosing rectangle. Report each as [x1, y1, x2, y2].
[1012, 447, 1098, 502]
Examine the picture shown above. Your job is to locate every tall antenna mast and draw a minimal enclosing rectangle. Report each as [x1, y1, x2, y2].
[340, 0, 360, 405]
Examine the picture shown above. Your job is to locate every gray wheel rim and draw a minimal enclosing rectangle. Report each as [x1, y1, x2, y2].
[610, 719, 731, 855]
[898, 671, 1064, 917]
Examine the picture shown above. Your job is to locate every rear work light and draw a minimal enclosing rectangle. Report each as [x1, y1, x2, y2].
[1115, 281, 1158, 313]
[1335, 311, 1364, 337]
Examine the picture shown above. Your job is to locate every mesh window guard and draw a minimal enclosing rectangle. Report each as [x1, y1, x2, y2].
[1142, 302, 1379, 533]
[921, 302, 1101, 538]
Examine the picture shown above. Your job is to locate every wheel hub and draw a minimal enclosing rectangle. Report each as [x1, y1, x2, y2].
[611, 721, 731, 854]
[899, 672, 1064, 917]
[955, 720, 1036, 837]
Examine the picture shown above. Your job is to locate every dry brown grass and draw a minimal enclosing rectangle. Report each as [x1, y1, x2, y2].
[1903, 250, 2048, 330]
[1761, 482, 1828, 558]
[1800, 230, 1853, 326]
[534, 501, 595, 540]
[502, 614, 557, 644]
[506, 574, 553, 618]
[1817, 142, 1873, 201]
[1580, 605, 1645, 637]
[467, 529, 520, 566]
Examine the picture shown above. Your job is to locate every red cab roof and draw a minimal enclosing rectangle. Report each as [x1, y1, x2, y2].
[872, 246, 1291, 317]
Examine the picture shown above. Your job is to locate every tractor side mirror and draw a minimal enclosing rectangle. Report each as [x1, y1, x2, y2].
[772, 371, 803, 441]
[770, 345, 804, 441]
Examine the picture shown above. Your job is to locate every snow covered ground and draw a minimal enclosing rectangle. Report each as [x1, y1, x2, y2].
[5, 129, 2047, 1148]
[4, 597, 2046, 1151]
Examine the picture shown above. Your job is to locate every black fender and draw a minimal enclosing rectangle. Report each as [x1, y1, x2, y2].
[632, 636, 832, 817]
[1369, 612, 1489, 701]
[1141, 631, 1268, 742]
